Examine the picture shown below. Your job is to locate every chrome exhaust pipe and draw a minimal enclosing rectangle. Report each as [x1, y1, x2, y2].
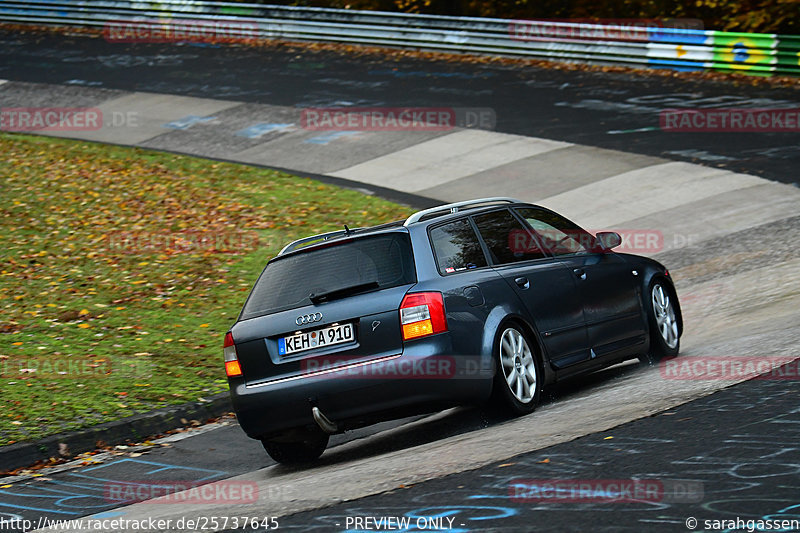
[312, 406, 339, 434]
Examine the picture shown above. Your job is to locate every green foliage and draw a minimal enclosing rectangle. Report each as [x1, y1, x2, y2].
[243, 0, 799, 33]
[0, 133, 413, 446]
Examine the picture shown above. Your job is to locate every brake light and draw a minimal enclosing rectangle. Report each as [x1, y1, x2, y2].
[223, 332, 242, 377]
[400, 292, 447, 341]
[225, 360, 242, 377]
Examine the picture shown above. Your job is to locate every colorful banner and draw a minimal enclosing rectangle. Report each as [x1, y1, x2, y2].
[711, 32, 778, 72]
[0, 0, 798, 77]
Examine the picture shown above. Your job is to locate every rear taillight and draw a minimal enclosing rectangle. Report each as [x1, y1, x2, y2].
[223, 332, 242, 377]
[400, 292, 447, 341]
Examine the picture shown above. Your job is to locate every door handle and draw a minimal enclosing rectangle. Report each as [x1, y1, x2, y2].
[514, 276, 530, 289]
[573, 268, 587, 281]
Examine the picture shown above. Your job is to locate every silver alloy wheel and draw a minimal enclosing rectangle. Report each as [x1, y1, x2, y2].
[652, 284, 679, 349]
[499, 327, 537, 404]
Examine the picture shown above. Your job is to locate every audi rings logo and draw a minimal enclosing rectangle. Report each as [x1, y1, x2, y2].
[296, 313, 323, 326]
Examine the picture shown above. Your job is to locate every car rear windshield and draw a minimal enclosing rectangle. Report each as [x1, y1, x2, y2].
[240, 232, 416, 319]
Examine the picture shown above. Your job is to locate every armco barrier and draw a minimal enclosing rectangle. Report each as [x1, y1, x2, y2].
[0, 0, 798, 76]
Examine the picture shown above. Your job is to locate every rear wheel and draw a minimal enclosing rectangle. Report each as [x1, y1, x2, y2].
[492, 324, 541, 415]
[644, 281, 680, 362]
[261, 428, 329, 465]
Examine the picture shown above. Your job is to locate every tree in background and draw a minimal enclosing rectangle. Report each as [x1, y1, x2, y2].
[263, 0, 799, 33]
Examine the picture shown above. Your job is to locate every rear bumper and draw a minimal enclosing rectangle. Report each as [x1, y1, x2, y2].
[229, 336, 494, 440]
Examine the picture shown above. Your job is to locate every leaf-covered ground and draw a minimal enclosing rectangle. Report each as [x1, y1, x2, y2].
[0, 133, 413, 447]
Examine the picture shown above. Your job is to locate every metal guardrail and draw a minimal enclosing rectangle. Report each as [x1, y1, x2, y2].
[1, 0, 798, 76]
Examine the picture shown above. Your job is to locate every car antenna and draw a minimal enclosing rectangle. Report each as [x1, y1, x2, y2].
[344, 224, 351, 235]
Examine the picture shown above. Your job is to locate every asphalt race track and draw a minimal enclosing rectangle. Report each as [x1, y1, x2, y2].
[273, 367, 800, 532]
[1, 30, 800, 184]
[0, 28, 799, 533]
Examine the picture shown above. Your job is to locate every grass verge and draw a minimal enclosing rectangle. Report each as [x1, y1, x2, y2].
[0, 133, 413, 446]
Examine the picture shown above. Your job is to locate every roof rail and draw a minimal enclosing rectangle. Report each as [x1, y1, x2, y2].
[278, 228, 356, 256]
[403, 197, 523, 226]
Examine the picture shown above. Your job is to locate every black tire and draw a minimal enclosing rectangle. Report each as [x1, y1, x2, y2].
[643, 280, 680, 362]
[490, 323, 542, 415]
[261, 429, 329, 465]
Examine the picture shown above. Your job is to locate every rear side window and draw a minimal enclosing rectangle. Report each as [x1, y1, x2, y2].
[472, 209, 548, 264]
[430, 219, 487, 275]
[241, 233, 416, 319]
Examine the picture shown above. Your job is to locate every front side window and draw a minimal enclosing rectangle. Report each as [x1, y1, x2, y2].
[472, 209, 548, 265]
[514, 207, 597, 256]
[430, 219, 487, 275]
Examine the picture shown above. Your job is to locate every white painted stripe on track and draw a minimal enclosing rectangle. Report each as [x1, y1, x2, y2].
[624, 181, 800, 254]
[40, 92, 242, 145]
[330, 129, 571, 192]
[538, 161, 765, 229]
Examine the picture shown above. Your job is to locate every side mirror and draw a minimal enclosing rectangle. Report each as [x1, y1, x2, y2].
[596, 231, 622, 251]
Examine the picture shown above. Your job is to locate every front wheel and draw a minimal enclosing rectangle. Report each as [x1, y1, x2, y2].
[261, 428, 329, 465]
[491, 324, 542, 415]
[645, 281, 680, 361]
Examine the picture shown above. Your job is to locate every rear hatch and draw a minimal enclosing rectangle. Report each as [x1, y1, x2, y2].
[231, 230, 417, 386]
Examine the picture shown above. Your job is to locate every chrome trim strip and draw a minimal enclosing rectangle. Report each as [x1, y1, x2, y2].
[244, 354, 402, 389]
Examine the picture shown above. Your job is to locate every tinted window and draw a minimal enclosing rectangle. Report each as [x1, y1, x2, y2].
[515, 207, 597, 256]
[430, 219, 487, 275]
[472, 209, 548, 264]
[241, 233, 416, 319]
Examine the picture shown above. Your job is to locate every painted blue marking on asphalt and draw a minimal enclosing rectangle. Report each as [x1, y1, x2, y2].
[163, 115, 216, 130]
[235, 123, 294, 139]
[0, 458, 228, 515]
[0, 478, 108, 514]
[406, 506, 518, 521]
[304, 131, 362, 145]
[93, 511, 126, 519]
[0, 502, 77, 515]
[73, 458, 225, 482]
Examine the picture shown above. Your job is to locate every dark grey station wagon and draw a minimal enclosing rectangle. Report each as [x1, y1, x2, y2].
[224, 198, 682, 464]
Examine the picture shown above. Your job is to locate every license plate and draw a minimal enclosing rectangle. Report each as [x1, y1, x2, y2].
[278, 323, 354, 356]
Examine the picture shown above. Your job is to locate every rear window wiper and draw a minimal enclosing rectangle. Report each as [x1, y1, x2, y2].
[309, 281, 380, 304]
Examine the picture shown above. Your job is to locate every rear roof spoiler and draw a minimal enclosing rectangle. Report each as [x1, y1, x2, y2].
[277, 229, 356, 256]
